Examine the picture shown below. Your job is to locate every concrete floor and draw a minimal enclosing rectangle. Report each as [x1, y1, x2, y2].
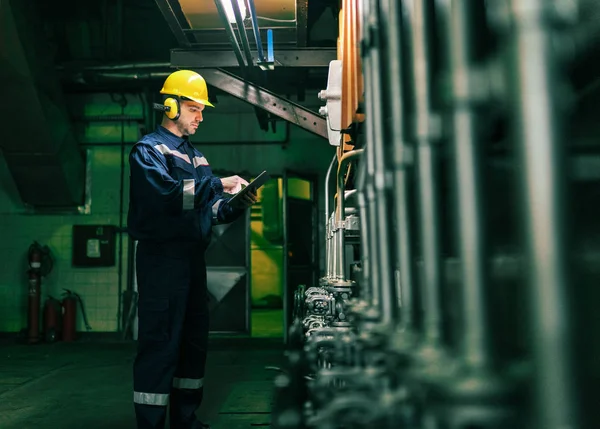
[0, 337, 285, 429]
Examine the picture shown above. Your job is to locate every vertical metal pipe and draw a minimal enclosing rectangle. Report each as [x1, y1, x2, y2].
[381, 0, 415, 329]
[326, 219, 332, 279]
[325, 154, 337, 237]
[364, 145, 380, 309]
[367, 10, 397, 325]
[330, 213, 338, 279]
[335, 150, 364, 280]
[360, 0, 381, 313]
[214, 0, 246, 70]
[445, 0, 491, 369]
[356, 161, 371, 300]
[245, 0, 266, 63]
[406, 0, 442, 343]
[507, 1, 578, 427]
[335, 217, 345, 280]
[231, 0, 255, 67]
[324, 154, 338, 280]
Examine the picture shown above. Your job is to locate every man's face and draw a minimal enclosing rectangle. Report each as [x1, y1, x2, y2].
[176, 100, 205, 136]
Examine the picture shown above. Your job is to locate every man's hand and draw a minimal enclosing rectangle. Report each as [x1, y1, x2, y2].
[231, 189, 258, 209]
[220, 175, 249, 194]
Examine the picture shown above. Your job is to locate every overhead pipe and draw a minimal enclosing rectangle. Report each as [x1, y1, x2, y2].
[245, 0, 266, 63]
[214, 0, 246, 72]
[507, 0, 579, 427]
[231, 0, 255, 67]
[95, 71, 170, 80]
[60, 62, 170, 71]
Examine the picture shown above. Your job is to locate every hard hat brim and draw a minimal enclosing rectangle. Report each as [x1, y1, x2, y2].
[184, 95, 215, 108]
[159, 91, 215, 108]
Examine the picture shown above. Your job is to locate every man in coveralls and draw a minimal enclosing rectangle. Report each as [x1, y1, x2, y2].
[128, 70, 257, 429]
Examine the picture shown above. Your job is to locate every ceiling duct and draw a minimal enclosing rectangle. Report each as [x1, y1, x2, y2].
[0, 0, 85, 207]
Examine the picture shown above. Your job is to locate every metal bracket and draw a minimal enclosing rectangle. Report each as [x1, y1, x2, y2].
[318, 60, 343, 146]
[200, 68, 328, 139]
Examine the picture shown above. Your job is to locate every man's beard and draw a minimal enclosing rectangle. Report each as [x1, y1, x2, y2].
[178, 122, 196, 136]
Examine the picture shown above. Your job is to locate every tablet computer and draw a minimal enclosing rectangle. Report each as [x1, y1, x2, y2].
[227, 170, 271, 205]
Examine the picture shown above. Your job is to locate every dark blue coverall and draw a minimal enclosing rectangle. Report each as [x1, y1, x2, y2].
[128, 125, 242, 429]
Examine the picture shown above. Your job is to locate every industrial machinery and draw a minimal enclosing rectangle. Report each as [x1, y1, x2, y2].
[272, 0, 600, 428]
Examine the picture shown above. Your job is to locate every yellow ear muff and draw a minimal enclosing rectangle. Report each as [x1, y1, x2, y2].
[163, 97, 180, 120]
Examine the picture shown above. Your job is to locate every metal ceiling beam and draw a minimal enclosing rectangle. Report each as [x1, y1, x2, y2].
[171, 48, 336, 68]
[200, 68, 327, 139]
[296, 0, 309, 47]
[154, 0, 193, 47]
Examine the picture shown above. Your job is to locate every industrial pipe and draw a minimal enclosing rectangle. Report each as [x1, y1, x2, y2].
[406, 0, 443, 344]
[214, 0, 246, 70]
[446, 0, 491, 370]
[335, 149, 364, 281]
[245, 0, 266, 63]
[324, 154, 338, 281]
[366, 1, 397, 327]
[364, 99, 381, 312]
[328, 213, 335, 280]
[381, 0, 415, 330]
[356, 161, 372, 302]
[231, 0, 255, 67]
[507, 0, 579, 427]
[325, 154, 338, 232]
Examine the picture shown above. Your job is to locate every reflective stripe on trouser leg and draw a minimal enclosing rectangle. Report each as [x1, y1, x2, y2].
[173, 377, 204, 389]
[133, 244, 191, 429]
[170, 251, 209, 429]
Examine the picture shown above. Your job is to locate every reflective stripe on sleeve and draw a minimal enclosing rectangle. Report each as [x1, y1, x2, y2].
[212, 199, 222, 222]
[155, 144, 191, 164]
[173, 377, 204, 389]
[193, 156, 209, 167]
[183, 179, 195, 210]
[133, 391, 169, 406]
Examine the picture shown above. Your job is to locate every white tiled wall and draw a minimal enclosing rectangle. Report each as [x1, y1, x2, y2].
[0, 145, 131, 333]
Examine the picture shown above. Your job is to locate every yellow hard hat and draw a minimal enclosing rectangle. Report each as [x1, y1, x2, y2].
[160, 70, 214, 107]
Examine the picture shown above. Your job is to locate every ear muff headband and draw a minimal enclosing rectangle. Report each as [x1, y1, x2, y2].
[163, 97, 180, 120]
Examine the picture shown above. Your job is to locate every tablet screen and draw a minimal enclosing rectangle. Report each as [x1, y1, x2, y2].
[227, 171, 271, 205]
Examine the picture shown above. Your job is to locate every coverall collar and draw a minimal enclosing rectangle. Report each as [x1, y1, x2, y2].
[156, 125, 193, 149]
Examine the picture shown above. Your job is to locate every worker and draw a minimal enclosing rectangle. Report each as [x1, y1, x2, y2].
[127, 69, 257, 429]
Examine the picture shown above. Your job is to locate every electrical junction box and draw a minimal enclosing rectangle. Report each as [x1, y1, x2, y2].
[72, 225, 116, 267]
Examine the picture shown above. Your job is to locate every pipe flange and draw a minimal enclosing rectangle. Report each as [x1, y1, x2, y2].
[331, 321, 352, 327]
[326, 280, 355, 288]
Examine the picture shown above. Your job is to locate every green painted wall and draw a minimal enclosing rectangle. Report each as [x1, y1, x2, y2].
[0, 93, 334, 333]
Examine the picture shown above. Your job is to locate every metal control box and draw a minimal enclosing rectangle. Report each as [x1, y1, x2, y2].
[72, 225, 116, 267]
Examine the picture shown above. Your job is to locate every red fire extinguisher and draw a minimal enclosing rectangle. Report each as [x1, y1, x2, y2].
[62, 289, 92, 342]
[27, 269, 41, 344]
[27, 242, 52, 344]
[43, 296, 63, 343]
